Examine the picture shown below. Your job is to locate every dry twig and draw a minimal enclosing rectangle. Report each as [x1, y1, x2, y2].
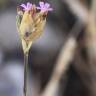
[40, 21, 83, 96]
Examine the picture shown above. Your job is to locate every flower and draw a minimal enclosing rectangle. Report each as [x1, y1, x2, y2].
[36, 2, 53, 12]
[20, 2, 32, 11]
[16, 2, 53, 53]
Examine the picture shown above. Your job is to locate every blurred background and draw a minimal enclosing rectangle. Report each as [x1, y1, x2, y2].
[0, 0, 95, 96]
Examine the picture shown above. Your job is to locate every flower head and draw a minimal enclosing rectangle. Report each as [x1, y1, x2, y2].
[20, 2, 32, 11]
[16, 2, 53, 53]
[36, 2, 53, 12]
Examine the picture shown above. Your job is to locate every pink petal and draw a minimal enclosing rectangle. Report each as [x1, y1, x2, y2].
[45, 3, 50, 8]
[48, 8, 53, 11]
[39, 2, 44, 8]
[27, 2, 32, 9]
[20, 4, 27, 9]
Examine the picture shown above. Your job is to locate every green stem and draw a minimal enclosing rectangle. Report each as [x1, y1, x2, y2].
[24, 52, 29, 96]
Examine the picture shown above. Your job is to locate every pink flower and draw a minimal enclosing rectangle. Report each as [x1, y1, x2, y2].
[20, 2, 32, 11]
[36, 2, 53, 12]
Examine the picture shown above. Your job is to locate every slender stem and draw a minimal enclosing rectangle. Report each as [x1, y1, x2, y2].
[24, 52, 29, 96]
